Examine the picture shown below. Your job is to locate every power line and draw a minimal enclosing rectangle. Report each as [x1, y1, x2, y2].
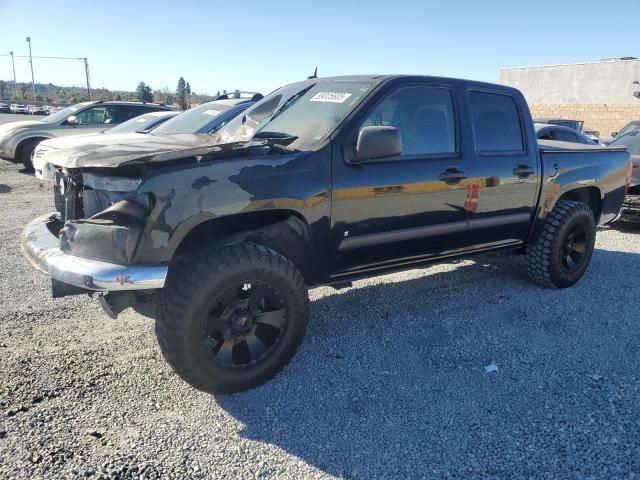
[0, 54, 86, 60]
[3, 52, 91, 100]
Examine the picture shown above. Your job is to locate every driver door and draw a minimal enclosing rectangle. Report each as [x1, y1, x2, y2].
[331, 84, 473, 274]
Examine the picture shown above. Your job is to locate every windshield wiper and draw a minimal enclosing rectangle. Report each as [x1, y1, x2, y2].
[260, 83, 315, 128]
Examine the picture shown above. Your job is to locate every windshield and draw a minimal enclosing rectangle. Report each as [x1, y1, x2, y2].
[107, 114, 160, 134]
[608, 130, 640, 154]
[152, 102, 235, 135]
[614, 122, 639, 139]
[41, 102, 92, 124]
[213, 80, 375, 150]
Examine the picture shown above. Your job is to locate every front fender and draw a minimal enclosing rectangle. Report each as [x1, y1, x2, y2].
[2, 129, 55, 159]
[133, 150, 330, 264]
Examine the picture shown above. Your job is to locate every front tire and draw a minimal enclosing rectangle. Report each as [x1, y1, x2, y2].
[156, 243, 309, 394]
[525, 200, 596, 288]
[18, 139, 39, 171]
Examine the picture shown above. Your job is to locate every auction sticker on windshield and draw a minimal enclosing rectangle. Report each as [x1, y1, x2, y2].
[310, 92, 352, 103]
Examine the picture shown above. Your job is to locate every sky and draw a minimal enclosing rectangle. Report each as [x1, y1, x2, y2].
[1, 0, 639, 96]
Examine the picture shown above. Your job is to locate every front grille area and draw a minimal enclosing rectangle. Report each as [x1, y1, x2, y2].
[53, 171, 83, 222]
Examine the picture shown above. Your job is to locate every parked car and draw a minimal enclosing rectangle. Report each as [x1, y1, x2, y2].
[606, 120, 640, 144]
[607, 130, 640, 220]
[21, 75, 631, 395]
[534, 118, 584, 132]
[0, 103, 9, 113]
[0, 100, 174, 170]
[535, 123, 599, 144]
[27, 105, 47, 115]
[31, 96, 260, 180]
[150, 95, 263, 135]
[12, 104, 28, 114]
[32, 110, 180, 179]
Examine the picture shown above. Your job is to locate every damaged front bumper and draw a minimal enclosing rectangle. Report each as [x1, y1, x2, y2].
[21, 212, 168, 292]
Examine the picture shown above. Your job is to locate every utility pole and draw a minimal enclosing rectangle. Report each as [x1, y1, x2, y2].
[26, 36, 36, 101]
[83, 58, 91, 100]
[9, 51, 17, 96]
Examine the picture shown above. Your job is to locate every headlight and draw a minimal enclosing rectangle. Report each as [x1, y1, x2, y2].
[59, 194, 154, 264]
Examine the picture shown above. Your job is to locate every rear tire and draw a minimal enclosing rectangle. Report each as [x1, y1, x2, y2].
[156, 243, 309, 394]
[525, 200, 596, 288]
[18, 139, 39, 171]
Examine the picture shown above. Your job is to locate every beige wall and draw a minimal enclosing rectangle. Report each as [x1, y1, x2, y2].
[529, 103, 640, 138]
[501, 59, 640, 104]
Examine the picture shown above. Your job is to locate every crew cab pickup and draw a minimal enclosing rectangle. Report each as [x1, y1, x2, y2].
[21, 75, 631, 394]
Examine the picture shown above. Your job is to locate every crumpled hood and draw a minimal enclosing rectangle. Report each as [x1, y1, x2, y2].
[0, 120, 44, 132]
[40, 133, 224, 169]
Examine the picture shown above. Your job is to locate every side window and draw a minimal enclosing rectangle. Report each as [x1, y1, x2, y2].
[361, 86, 456, 156]
[75, 106, 107, 125]
[114, 105, 145, 123]
[469, 91, 524, 152]
[551, 130, 578, 143]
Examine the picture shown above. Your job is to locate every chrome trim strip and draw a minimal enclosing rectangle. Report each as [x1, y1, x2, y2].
[21, 212, 167, 292]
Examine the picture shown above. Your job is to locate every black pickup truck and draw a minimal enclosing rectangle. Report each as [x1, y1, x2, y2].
[22, 75, 631, 394]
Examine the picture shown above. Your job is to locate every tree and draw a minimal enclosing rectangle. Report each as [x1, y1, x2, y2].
[176, 77, 189, 110]
[19, 83, 27, 100]
[135, 81, 153, 103]
[0, 80, 6, 100]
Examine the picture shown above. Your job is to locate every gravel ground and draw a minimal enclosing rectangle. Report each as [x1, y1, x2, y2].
[1, 157, 640, 479]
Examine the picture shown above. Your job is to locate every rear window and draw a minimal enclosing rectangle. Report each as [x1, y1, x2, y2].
[552, 130, 579, 143]
[469, 91, 524, 152]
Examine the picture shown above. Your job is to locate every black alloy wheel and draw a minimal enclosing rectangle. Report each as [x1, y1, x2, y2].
[203, 281, 288, 368]
[559, 223, 589, 274]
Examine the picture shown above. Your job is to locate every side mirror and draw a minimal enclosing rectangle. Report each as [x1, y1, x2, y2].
[355, 126, 402, 161]
[611, 131, 618, 137]
[66, 115, 78, 125]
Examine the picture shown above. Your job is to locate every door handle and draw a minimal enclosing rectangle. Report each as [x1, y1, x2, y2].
[439, 168, 467, 184]
[513, 164, 535, 178]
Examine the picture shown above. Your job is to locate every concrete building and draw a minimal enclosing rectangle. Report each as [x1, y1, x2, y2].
[500, 58, 640, 138]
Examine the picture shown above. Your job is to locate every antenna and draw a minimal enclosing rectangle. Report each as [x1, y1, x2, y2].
[308, 67, 318, 79]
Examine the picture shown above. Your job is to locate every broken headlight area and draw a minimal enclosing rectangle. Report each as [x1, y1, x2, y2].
[59, 195, 154, 264]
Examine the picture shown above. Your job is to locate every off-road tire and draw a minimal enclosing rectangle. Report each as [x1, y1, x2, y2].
[18, 139, 39, 171]
[156, 243, 309, 394]
[525, 200, 596, 288]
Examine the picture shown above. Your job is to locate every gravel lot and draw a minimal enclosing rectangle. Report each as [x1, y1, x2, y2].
[1, 142, 640, 478]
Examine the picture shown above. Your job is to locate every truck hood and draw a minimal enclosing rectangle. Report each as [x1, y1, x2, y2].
[39, 133, 223, 169]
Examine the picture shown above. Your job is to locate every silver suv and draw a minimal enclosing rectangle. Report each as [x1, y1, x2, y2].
[0, 100, 173, 170]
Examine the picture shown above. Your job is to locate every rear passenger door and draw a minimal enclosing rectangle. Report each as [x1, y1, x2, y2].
[331, 83, 473, 273]
[465, 89, 540, 245]
[112, 105, 148, 125]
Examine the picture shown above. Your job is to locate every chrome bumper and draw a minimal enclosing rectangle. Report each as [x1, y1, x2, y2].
[21, 212, 168, 292]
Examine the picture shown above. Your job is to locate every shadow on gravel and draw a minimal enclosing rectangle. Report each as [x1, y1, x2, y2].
[216, 249, 640, 478]
[604, 220, 640, 234]
[0, 184, 11, 193]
